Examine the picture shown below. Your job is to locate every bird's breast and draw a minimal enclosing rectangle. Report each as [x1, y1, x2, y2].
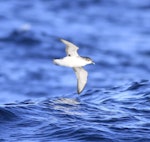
[54, 56, 88, 67]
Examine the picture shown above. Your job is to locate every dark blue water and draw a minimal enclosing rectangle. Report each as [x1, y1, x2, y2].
[0, 0, 150, 141]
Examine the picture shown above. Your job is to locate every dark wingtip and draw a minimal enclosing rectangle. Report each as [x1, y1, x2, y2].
[77, 89, 83, 94]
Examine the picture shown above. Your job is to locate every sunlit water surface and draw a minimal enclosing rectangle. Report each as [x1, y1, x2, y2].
[0, 0, 150, 141]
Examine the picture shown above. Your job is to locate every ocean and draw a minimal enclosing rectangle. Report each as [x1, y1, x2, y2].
[0, 0, 150, 141]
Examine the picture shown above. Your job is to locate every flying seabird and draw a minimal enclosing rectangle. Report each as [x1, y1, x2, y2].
[53, 39, 94, 94]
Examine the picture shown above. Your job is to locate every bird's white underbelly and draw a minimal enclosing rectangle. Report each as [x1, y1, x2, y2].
[54, 57, 87, 67]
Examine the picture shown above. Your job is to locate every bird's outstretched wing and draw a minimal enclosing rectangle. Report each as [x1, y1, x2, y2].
[73, 67, 88, 94]
[60, 39, 79, 56]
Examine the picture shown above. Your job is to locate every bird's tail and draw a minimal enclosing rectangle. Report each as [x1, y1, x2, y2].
[53, 59, 60, 65]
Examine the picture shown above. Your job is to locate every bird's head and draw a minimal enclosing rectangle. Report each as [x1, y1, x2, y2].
[84, 57, 95, 65]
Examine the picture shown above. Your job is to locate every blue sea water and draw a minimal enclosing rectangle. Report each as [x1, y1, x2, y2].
[0, 0, 150, 141]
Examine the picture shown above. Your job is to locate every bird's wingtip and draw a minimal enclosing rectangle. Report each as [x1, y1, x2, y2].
[77, 89, 83, 94]
[60, 38, 69, 45]
[59, 38, 66, 42]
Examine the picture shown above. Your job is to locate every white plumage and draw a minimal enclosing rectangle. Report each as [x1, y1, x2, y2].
[53, 39, 94, 94]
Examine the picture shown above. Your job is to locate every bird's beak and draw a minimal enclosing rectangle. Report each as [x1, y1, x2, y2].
[92, 61, 95, 65]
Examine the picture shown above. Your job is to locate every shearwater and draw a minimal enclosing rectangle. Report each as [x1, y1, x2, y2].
[53, 39, 94, 94]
